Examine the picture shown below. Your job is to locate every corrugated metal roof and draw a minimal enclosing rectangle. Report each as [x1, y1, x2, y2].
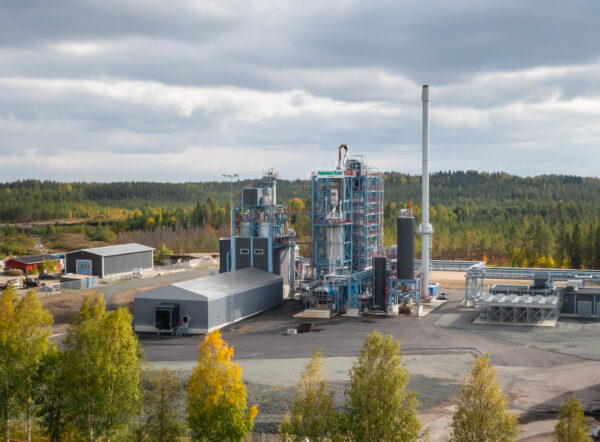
[6, 254, 60, 265]
[136, 267, 282, 301]
[69, 243, 154, 257]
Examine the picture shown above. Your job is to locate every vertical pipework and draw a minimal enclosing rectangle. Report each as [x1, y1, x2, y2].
[418, 85, 433, 305]
[337, 144, 348, 170]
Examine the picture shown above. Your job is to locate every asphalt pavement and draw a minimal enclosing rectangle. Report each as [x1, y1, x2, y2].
[140, 290, 583, 368]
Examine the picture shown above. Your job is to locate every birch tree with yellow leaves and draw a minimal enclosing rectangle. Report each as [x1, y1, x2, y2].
[186, 330, 257, 441]
[0, 285, 18, 442]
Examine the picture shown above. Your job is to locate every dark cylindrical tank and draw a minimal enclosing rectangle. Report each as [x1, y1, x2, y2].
[397, 216, 415, 279]
[373, 256, 387, 310]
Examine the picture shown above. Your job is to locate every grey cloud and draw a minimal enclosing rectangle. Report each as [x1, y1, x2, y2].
[0, 1, 237, 47]
[1, 1, 600, 181]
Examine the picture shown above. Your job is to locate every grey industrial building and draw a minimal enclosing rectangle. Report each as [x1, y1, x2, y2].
[560, 287, 600, 318]
[134, 267, 283, 334]
[65, 243, 153, 278]
[473, 273, 600, 324]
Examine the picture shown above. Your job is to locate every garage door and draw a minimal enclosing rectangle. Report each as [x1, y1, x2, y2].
[76, 259, 92, 275]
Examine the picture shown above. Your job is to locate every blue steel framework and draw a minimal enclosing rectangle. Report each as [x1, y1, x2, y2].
[311, 173, 353, 278]
[230, 173, 293, 272]
[389, 278, 421, 308]
[311, 158, 383, 312]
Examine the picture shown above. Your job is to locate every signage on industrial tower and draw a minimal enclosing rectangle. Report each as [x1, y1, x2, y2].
[317, 170, 343, 176]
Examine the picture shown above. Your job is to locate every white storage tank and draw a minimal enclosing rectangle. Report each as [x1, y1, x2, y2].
[240, 221, 251, 237]
[258, 221, 270, 238]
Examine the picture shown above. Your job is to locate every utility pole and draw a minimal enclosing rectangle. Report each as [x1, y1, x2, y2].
[222, 173, 239, 210]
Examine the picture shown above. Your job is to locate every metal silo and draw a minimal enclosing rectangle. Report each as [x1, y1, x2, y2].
[397, 215, 415, 280]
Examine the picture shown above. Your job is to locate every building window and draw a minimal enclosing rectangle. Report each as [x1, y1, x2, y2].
[240, 248, 250, 255]
[254, 249, 264, 255]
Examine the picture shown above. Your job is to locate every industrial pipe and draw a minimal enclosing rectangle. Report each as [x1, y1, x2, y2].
[418, 85, 433, 310]
[337, 144, 348, 169]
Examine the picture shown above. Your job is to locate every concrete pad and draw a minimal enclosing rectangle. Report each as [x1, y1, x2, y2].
[473, 317, 558, 327]
[418, 299, 446, 317]
[293, 309, 334, 318]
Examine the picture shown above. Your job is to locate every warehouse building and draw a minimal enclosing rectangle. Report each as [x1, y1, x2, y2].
[65, 243, 153, 278]
[134, 267, 283, 334]
[3, 254, 63, 274]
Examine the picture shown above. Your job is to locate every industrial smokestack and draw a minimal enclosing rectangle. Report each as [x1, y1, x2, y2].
[418, 85, 433, 309]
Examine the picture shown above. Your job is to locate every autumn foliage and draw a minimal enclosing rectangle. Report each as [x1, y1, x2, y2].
[186, 330, 257, 441]
[554, 396, 591, 442]
[450, 353, 519, 442]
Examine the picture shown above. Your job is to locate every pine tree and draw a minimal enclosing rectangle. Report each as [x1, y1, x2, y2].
[186, 330, 257, 441]
[593, 225, 600, 270]
[569, 224, 583, 269]
[450, 353, 519, 442]
[343, 331, 420, 442]
[279, 349, 340, 441]
[554, 396, 591, 442]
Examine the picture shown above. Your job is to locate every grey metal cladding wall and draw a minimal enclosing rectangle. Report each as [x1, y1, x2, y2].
[242, 188, 258, 205]
[219, 238, 231, 273]
[561, 292, 576, 314]
[273, 247, 290, 285]
[66, 251, 103, 277]
[273, 248, 281, 275]
[104, 251, 153, 276]
[273, 248, 283, 283]
[61, 279, 87, 290]
[253, 237, 269, 272]
[236, 238, 251, 269]
[577, 294, 596, 315]
[207, 296, 230, 330]
[207, 277, 283, 330]
[134, 288, 209, 331]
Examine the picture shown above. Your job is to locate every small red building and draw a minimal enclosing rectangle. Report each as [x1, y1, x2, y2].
[3, 254, 63, 274]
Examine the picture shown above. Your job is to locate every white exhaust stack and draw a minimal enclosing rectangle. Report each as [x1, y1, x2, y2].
[418, 85, 433, 307]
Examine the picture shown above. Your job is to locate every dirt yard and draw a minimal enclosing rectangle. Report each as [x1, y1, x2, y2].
[41, 266, 217, 327]
[431, 270, 528, 290]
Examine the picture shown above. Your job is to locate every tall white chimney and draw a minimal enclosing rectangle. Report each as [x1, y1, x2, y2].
[418, 85, 433, 307]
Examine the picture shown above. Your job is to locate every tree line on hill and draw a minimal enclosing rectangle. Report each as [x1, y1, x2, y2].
[2, 172, 600, 268]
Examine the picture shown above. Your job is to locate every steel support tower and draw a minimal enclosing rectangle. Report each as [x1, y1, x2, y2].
[311, 151, 383, 312]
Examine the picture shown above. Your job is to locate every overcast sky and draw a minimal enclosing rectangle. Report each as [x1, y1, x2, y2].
[2, 1, 600, 182]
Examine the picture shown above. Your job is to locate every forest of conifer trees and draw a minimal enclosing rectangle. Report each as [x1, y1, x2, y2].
[1, 171, 600, 269]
